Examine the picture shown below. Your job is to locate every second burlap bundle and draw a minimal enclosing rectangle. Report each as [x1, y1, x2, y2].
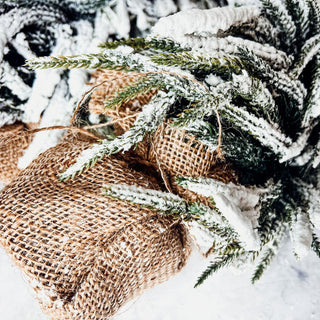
[0, 123, 33, 185]
[0, 133, 191, 319]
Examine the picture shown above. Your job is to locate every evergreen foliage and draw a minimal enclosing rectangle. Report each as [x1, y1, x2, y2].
[27, 1, 320, 285]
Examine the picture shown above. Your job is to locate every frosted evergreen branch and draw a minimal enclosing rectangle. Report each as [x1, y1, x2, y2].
[0, 7, 63, 60]
[250, 16, 282, 48]
[302, 55, 320, 127]
[222, 71, 278, 122]
[27, 50, 145, 71]
[180, 120, 219, 152]
[2, 0, 112, 14]
[102, 183, 239, 243]
[152, 6, 261, 39]
[175, 72, 278, 129]
[102, 184, 188, 215]
[307, 0, 320, 35]
[59, 91, 175, 181]
[151, 52, 242, 78]
[176, 176, 262, 250]
[259, 0, 297, 51]
[285, 0, 310, 45]
[194, 249, 245, 287]
[251, 246, 276, 283]
[291, 34, 320, 78]
[257, 185, 292, 247]
[220, 103, 296, 161]
[99, 37, 187, 53]
[0, 61, 32, 100]
[237, 48, 306, 108]
[311, 140, 320, 169]
[225, 15, 281, 49]
[179, 36, 291, 70]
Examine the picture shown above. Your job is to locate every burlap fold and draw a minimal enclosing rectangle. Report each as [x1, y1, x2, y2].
[0, 123, 33, 185]
[0, 133, 191, 320]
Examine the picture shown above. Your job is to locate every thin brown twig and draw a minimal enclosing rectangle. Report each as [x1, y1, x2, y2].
[83, 113, 138, 130]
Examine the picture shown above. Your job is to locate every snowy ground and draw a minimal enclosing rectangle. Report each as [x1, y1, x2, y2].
[1, 238, 320, 320]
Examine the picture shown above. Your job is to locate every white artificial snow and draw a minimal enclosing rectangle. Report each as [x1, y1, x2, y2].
[302, 185, 320, 230]
[204, 73, 223, 87]
[152, 0, 177, 18]
[21, 69, 61, 124]
[2, 240, 320, 320]
[187, 221, 215, 255]
[18, 79, 73, 169]
[152, 6, 261, 39]
[290, 210, 313, 259]
[105, 0, 131, 38]
[179, 178, 263, 250]
[0, 61, 32, 101]
[11, 32, 37, 60]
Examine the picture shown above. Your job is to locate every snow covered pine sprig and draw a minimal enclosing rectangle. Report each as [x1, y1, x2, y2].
[27, 1, 320, 284]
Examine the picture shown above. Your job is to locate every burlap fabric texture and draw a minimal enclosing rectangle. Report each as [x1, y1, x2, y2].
[0, 123, 33, 185]
[0, 133, 191, 320]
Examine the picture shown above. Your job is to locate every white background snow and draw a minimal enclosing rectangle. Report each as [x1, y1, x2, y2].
[1, 239, 320, 320]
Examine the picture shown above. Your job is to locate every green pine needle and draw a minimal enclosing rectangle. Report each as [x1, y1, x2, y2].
[251, 247, 276, 283]
[104, 75, 161, 109]
[99, 37, 187, 53]
[151, 52, 242, 78]
[195, 249, 244, 287]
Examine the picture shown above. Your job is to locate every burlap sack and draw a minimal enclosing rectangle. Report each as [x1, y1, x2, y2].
[0, 133, 191, 320]
[0, 123, 33, 185]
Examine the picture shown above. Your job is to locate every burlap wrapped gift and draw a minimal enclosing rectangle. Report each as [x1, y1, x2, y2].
[0, 133, 191, 319]
[0, 123, 33, 185]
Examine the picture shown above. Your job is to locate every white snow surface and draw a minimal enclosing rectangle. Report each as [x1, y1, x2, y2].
[1, 239, 320, 320]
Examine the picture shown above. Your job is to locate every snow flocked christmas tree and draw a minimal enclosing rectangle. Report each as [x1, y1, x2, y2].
[25, 0, 320, 285]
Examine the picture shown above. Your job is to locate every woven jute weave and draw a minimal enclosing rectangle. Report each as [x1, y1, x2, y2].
[0, 123, 33, 185]
[0, 133, 191, 320]
[149, 121, 216, 177]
